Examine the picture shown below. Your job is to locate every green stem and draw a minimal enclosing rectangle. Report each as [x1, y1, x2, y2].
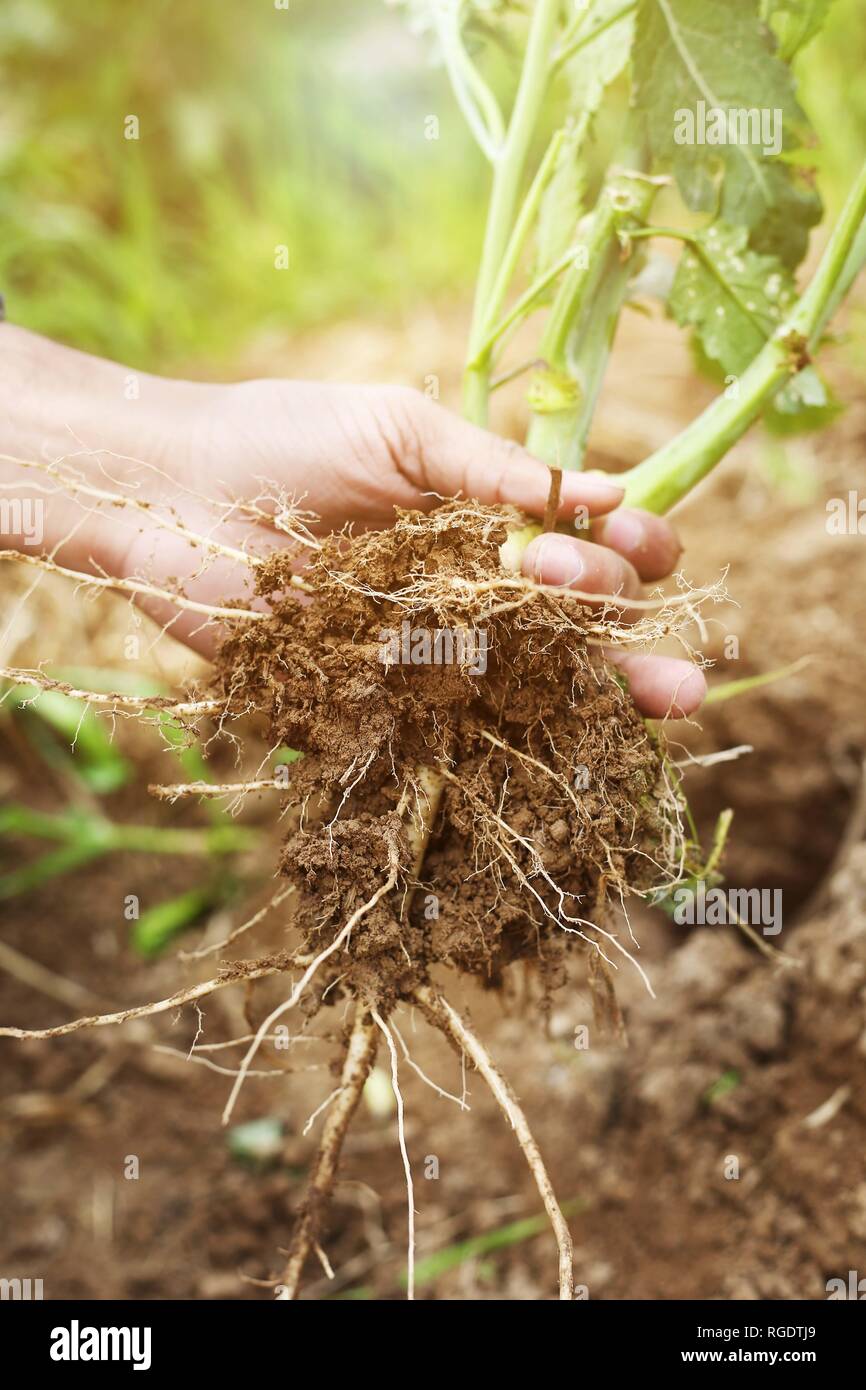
[619, 158, 866, 514]
[436, 5, 504, 160]
[0, 805, 256, 898]
[816, 214, 866, 336]
[490, 356, 540, 392]
[703, 808, 734, 881]
[555, 0, 594, 59]
[463, 0, 562, 426]
[108, 823, 258, 856]
[0, 843, 105, 900]
[525, 164, 658, 469]
[467, 127, 569, 363]
[468, 242, 581, 367]
[0, 804, 256, 856]
[625, 225, 689, 240]
[535, 199, 619, 370]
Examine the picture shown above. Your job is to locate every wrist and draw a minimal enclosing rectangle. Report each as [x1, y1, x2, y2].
[0, 326, 210, 569]
[0, 324, 200, 461]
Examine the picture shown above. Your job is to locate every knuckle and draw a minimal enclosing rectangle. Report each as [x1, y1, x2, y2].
[376, 385, 433, 482]
[385, 383, 427, 425]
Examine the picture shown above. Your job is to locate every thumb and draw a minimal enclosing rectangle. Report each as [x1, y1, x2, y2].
[400, 392, 625, 521]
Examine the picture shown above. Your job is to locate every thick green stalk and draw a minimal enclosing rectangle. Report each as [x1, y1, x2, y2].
[463, 0, 561, 426]
[816, 214, 866, 337]
[525, 166, 657, 469]
[618, 158, 866, 515]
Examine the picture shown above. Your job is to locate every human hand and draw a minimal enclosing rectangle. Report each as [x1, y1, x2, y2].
[172, 377, 705, 718]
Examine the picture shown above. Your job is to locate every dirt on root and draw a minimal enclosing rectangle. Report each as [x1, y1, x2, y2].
[215, 500, 676, 1008]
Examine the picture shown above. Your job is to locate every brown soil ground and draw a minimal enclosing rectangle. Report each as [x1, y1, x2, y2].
[1, 306, 865, 1300]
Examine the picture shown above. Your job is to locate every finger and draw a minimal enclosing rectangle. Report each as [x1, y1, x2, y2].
[605, 650, 707, 720]
[521, 531, 643, 605]
[106, 506, 305, 660]
[591, 508, 683, 583]
[404, 394, 625, 519]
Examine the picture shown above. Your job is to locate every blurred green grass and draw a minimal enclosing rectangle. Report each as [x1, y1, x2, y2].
[0, 0, 486, 371]
[1, 0, 864, 375]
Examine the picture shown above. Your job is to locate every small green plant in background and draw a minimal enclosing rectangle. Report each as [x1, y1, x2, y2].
[227, 1117, 286, 1171]
[703, 1068, 741, 1106]
[404, 1197, 586, 1292]
[0, 669, 263, 954]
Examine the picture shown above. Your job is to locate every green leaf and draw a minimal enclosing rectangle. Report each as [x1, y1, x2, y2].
[720, 148, 821, 269]
[633, 0, 817, 264]
[757, 437, 819, 494]
[534, 121, 587, 283]
[703, 656, 812, 704]
[227, 1117, 284, 1168]
[0, 803, 109, 844]
[6, 684, 132, 794]
[405, 1198, 585, 1289]
[650, 870, 723, 917]
[761, 0, 838, 61]
[773, 361, 828, 414]
[564, 0, 637, 115]
[131, 884, 218, 956]
[669, 222, 796, 375]
[704, 1069, 740, 1105]
[0, 841, 105, 901]
[765, 372, 840, 435]
[273, 746, 303, 766]
[394, 0, 515, 43]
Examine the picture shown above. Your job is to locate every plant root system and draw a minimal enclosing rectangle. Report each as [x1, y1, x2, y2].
[2, 498, 715, 1299]
[205, 500, 698, 1297]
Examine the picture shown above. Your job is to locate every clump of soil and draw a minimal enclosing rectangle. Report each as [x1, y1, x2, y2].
[206, 498, 691, 1296]
[216, 501, 676, 1009]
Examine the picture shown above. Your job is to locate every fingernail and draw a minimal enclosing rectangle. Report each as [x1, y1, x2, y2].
[528, 534, 585, 587]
